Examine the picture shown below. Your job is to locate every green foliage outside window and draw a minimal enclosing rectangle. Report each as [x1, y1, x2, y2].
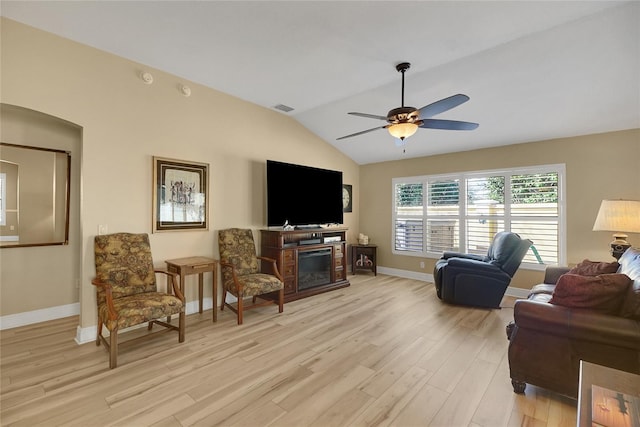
[395, 183, 423, 207]
[482, 173, 558, 203]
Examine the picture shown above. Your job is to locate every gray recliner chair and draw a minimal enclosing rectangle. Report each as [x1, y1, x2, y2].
[433, 232, 532, 308]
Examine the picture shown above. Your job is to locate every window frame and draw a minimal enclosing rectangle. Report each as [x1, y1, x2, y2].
[392, 164, 566, 270]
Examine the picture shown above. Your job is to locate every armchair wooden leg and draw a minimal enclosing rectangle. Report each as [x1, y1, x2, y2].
[179, 311, 185, 343]
[237, 296, 243, 325]
[96, 318, 103, 346]
[109, 328, 118, 369]
[220, 288, 227, 311]
[278, 289, 284, 313]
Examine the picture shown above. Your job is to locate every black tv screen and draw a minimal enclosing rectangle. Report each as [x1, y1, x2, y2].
[267, 160, 343, 227]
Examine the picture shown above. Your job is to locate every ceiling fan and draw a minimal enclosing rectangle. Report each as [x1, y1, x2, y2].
[337, 62, 478, 142]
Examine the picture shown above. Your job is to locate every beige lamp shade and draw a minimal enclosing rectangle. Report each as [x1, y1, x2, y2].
[592, 200, 640, 234]
[593, 199, 640, 259]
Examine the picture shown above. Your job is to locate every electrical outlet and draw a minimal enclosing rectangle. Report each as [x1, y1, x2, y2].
[420, 261, 425, 269]
[98, 224, 108, 235]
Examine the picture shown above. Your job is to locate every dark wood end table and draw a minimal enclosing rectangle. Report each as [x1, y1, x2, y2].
[351, 244, 377, 276]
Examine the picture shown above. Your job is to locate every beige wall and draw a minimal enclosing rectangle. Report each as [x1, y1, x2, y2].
[360, 129, 640, 289]
[0, 18, 360, 325]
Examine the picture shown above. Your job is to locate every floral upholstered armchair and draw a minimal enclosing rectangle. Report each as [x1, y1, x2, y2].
[218, 228, 284, 325]
[93, 233, 185, 368]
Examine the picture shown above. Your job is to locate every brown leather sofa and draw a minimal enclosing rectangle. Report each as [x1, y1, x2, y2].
[506, 247, 640, 398]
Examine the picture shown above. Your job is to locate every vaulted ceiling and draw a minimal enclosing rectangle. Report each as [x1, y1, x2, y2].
[2, 1, 639, 164]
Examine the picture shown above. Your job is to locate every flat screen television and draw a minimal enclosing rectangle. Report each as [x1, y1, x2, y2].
[266, 160, 343, 227]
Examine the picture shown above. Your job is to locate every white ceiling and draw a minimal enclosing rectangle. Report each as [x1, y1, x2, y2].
[2, 1, 639, 165]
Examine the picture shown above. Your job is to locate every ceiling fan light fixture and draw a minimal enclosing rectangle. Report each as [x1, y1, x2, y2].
[388, 123, 418, 140]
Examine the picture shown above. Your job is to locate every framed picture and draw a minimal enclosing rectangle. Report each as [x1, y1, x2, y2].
[152, 156, 209, 232]
[342, 184, 353, 213]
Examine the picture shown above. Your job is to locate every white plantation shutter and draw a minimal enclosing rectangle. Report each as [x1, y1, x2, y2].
[510, 172, 560, 265]
[466, 176, 504, 256]
[394, 182, 423, 253]
[392, 165, 565, 267]
[427, 179, 460, 253]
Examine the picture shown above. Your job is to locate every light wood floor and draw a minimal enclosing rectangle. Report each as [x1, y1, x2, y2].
[1, 274, 577, 426]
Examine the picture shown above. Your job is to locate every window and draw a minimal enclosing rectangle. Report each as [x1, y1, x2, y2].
[393, 164, 565, 268]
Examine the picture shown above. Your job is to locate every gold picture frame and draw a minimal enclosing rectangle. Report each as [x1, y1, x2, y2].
[0, 143, 71, 248]
[152, 156, 209, 232]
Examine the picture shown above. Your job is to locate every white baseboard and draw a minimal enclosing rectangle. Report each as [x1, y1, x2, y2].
[377, 266, 434, 282]
[504, 287, 531, 299]
[0, 303, 80, 330]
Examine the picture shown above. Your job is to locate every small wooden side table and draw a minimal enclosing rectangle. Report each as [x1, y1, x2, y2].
[577, 361, 640, 426]
[351, 244, 377, 276]
[165, 256, 218, 322]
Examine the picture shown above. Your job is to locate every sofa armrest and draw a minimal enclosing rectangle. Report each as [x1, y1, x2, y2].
[514, 299, 640, 349]
[543, 266, 570, 284]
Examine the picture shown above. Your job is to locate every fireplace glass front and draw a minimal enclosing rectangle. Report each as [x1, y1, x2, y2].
[298, 248, 331, 290]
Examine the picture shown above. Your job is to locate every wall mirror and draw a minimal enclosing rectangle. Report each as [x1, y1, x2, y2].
[0, 143, 71, 248]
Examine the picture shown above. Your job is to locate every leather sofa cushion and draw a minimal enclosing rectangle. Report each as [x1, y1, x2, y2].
[567, 259, 620, 276]
[550, 273, 632, 314]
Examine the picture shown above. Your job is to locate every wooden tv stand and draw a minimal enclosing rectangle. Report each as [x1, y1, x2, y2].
[260, 228, 350, 302]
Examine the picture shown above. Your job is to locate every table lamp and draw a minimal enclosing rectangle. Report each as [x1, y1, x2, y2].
[592, 199, 640, 259]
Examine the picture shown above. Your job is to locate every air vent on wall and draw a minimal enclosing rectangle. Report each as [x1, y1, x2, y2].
[273, 104, 294, 113]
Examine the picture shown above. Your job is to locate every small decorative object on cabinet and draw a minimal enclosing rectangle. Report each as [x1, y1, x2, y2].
[351, 244, 377, 276]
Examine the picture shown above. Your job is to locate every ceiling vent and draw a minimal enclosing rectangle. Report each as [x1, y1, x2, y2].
[273, 104, 294, 113]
